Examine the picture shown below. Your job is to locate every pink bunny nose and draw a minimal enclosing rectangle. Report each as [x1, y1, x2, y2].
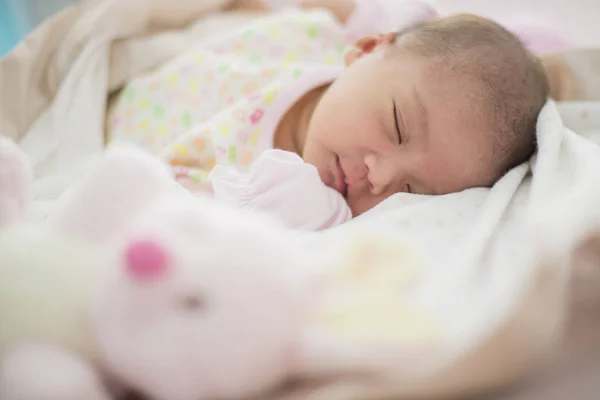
[125, 239, 169, 280]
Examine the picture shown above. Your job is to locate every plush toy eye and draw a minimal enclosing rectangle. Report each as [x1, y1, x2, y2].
[180, 294, 207, 312]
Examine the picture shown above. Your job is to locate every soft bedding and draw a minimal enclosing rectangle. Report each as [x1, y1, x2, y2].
[1, 1, 600, 399]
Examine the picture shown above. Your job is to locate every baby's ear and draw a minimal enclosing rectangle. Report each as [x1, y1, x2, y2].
[344, 32, 397, 66]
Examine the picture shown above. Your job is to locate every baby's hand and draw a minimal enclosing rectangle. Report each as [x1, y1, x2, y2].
[210, 150, 352, 231]
[299, 0, 356, 23]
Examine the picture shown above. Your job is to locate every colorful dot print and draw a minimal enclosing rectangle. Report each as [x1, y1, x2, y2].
[106, 11, 350, 186]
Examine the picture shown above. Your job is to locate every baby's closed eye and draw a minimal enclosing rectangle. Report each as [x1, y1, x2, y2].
[392, 100, 404, 145]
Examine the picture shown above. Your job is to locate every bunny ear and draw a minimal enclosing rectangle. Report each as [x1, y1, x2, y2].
[0, 138, 31, 228]
[124, 239, 170, 280]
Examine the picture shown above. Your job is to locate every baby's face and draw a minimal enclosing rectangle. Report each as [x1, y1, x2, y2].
[303, 36, 496, 216]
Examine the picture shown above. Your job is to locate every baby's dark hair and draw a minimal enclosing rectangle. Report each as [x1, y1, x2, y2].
[395, 14, 550, 177]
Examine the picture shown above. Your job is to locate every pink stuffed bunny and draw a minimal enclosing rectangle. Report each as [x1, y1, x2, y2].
[63, 146, 316, 400]
[0, 139, 317, 400]
[0, 137, 115, 400]
[92, 193, 313, 400]
[502, 16, 572, 56]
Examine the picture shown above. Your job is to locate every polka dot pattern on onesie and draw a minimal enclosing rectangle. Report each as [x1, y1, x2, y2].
[107, 10, 349, 185]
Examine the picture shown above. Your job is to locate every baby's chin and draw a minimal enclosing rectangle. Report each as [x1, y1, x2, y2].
[346, 198, 369, 218]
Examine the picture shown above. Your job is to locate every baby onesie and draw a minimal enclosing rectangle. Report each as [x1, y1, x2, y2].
[106, 0, 438, 186]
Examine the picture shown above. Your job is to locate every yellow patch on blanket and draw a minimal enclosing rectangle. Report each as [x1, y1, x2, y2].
[312, 233, 439, 343]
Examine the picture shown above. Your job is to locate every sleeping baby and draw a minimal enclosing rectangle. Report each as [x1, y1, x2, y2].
[106, 0, 550, 229]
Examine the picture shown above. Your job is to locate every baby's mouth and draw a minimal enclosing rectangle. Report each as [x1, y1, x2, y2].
[334, 155, 348, 198]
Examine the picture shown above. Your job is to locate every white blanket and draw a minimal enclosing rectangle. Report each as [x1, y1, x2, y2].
[2, 0, 600, 399]
[275, 99, 600, 400]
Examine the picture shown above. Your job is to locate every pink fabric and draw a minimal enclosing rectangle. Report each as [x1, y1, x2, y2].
[435, 0, 600, 48]
[504, 21, 573, 55]
[266, 0, 439, 44]
[210, 149, 352, 230]
[345, 0, 438, 42]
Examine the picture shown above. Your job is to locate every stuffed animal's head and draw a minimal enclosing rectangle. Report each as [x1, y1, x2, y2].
[91, 195, 312, 400]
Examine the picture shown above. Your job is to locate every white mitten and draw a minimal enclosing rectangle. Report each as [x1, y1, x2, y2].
[211, 149, 352, 230]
